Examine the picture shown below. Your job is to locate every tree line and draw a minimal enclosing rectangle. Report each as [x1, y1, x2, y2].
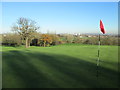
[1, 17, 119, 47]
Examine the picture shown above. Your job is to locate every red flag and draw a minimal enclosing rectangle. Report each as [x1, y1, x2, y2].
[100, 20, 105, 34]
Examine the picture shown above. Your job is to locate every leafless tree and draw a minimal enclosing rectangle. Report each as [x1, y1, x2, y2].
[12, 17, 39, 48]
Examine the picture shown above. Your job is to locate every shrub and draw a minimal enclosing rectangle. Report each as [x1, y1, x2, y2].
[2, 33, 22, 46]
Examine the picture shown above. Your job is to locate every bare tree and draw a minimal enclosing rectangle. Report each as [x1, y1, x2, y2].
[12, 17, 39, 48]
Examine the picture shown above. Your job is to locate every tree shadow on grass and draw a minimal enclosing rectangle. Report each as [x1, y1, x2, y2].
[2, 50, 119, 88]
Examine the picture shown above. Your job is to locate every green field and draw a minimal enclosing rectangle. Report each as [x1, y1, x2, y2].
[2, 44, 118, 88]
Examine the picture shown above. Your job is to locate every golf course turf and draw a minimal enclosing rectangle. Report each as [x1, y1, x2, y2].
[2, 44, 118, 88]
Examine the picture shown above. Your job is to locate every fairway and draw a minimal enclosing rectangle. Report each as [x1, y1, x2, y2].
[2, 44, 118, 88]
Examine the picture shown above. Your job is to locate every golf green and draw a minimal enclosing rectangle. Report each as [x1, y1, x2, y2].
[2, 44, 118, 88]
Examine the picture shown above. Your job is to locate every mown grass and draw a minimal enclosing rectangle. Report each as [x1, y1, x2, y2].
[2, 44, 118, 88]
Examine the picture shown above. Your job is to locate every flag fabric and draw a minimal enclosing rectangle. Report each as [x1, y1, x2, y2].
[100, 20, 105, 34]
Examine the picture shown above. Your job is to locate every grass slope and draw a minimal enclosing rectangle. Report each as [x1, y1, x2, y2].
[2, 44, 118, 88]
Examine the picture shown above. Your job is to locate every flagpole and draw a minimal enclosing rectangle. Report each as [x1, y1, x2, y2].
[97, 34, 100, 77]
[96, 20, 105, 87]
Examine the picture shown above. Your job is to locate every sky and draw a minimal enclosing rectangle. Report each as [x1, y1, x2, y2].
[1, 2, 118, 34]
[1, 0, 119, 2]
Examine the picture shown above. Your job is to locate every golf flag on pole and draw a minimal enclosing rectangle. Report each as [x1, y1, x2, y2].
[100, 20, 105, 34]
[96, 20, 106, 78]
